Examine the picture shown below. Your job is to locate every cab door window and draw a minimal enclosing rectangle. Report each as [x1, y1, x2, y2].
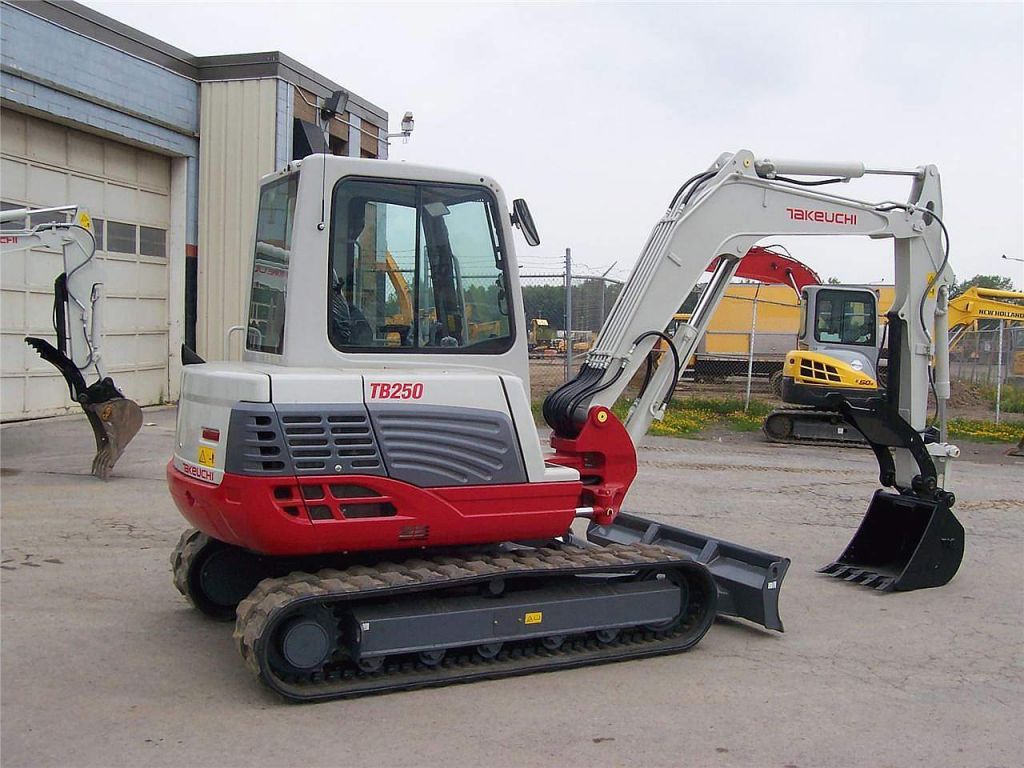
[814, 290, 876, 346]
[329, 179, 513, 353]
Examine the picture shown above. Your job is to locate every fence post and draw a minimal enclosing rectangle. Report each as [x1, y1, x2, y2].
[744, 284, 761, 412]
[564, 247, 573, 382]
[996, 319, 1004, 424]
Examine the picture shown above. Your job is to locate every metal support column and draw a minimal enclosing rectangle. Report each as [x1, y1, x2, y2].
[565, 247, 573, 382]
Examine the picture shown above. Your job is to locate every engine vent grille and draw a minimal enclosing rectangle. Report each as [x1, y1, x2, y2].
[225, 405, 290, 475]
[368, 404, 527, 487]
[799, 358, 842, 384]
[225, 404, 385, 477]
[279, 409, 383, 475]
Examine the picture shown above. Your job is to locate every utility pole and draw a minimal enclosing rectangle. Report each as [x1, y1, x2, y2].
[564, 247, 573, 382]
[996, 319, 1004, 424]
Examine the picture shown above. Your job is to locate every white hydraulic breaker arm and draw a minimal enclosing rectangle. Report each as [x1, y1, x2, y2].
[545, 149, 955, 494]
[0, 206, 142, 479]
[0, 206, 106, 379]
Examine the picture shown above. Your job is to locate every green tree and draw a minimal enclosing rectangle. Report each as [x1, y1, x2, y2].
[951, 274, 1015, 298]
[522, 283, 565, 330]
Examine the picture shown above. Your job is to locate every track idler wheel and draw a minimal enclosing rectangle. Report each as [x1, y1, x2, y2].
[276, 606, 339, 671]
[762, 411, 794, 442]
[171, 529, 268, 620]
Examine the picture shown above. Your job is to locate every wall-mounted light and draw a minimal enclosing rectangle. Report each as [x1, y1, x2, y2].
[321, 89, 349, 122]
[387, 111, 415, 143]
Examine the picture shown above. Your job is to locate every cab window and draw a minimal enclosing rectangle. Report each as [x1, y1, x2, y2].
[328, 179, 513, 353]
[814, 290, 876, 346]
[246, 174, 297, 355]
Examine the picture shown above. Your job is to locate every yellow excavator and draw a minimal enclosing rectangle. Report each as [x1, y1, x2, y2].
[764, 285, 1024, 443]
[377, 251, 503, 345]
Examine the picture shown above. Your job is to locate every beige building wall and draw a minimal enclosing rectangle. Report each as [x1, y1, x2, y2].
[196, 78, 278, 359]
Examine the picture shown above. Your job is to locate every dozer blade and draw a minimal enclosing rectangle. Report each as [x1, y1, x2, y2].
[819, 489, 964, 592]
[83, 397, 143, 480]
[586, 512, 789, 632]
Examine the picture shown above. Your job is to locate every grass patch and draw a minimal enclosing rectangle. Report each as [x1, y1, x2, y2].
[534, 394, 1022, 445]
[948, 417, 1024, 443]
[650, 397, 772, 437]
[533, 395, 773, 438]
[994, 384, 1024, 414]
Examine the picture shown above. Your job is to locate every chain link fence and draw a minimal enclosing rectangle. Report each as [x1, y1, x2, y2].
[524, 261, 1022, 431]
[949, 323, 1023, 423]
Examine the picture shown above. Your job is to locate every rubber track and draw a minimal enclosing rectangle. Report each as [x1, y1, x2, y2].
[170, 527, 206, 601]
[234, 542, 715, 702]
[763, 409, 867, 448]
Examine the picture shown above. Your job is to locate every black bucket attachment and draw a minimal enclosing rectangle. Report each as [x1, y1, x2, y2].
[587, 512, 789, 632]
[819, 489, 964, 592]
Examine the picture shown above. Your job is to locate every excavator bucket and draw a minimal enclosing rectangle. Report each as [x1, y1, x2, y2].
[83, 397, 144, 480]
[819, 489, 964, 592]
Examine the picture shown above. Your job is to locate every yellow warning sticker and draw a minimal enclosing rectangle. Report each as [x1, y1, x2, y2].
[524, 612, 543, 625]
[197, 446, 216, 467]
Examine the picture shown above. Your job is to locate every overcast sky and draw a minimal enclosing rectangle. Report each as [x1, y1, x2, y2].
[86, 1, 1023, 287]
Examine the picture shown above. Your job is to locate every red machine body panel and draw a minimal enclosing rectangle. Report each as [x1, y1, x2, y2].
[167, 407, 636, 557]
[167, 465, 583, 556]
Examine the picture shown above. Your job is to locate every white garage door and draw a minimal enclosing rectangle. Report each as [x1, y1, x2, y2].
[1, 110, 171, 419]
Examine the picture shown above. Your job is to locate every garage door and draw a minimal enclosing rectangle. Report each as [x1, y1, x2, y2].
[1, 110, 171, 419]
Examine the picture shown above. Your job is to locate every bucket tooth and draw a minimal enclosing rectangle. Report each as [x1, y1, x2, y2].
[873, 577, 896, 592]
[862, 573, 887, 589]
[843, 569, 866, 582]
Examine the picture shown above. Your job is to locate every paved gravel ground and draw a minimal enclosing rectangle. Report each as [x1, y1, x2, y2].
[1, 408, 1020, 768]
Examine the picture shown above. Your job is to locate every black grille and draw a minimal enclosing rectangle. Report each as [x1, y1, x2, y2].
[225, 405, 290, 475]
[799, 358, 842, 384]
[225, 404, 386, 477]
[279, 411, 382, 474]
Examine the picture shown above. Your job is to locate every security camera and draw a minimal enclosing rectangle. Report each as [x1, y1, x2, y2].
[401, 112, 414, 134]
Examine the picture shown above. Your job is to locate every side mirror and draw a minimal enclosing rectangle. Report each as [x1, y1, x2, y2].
[510, 198, 540, 247]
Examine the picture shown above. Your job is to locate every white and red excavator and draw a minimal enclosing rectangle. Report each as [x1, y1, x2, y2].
[166, 151, 964, 701]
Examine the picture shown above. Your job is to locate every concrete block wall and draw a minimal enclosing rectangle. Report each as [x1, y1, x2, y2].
[1, 3, 198, 135]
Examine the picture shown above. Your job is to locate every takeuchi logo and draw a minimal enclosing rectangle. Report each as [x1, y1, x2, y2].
[786, 208, 858, 225]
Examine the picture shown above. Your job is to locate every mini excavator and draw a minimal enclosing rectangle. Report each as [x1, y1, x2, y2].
[0, 206, 142, 478]
[764, 285, 1024, 445]
[167, 151, 964, 701]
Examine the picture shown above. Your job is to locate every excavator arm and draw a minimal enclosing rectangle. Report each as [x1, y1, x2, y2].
[947, 286, 1024, 349]
[547, 150, 964, 592]
[0, 206, 142, 479]
[547, 150, 953, 489]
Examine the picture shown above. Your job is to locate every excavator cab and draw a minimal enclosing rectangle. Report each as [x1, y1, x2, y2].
[781, 285, 882, 409]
